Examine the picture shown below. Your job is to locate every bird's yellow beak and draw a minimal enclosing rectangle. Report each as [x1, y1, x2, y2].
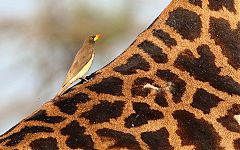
[94, 34, 102, 42]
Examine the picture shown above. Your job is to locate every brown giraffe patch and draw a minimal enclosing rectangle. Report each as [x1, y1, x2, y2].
[131, 77, 154, 97]
[138, 40, 168, 64]
[87, 77, 124, 96]
[30, 137, 59, 150]
[234, 138, 240, 149]
[141, 127, 173, 150]
[81, 100, 125, 124]
[156, 69, 186, 103]
[154, 92, 168, 107]
[0, 126, 53, 147]
[173, 110, 222, 150]
[25, 110, 65, 123]
[191, 88, 223, 114]
[61, 120, 94, 149]
[54, 92, 90, 115]
[152, 29, 177, 48]
[188, 0, 202, 7]
[125, 102, 164, 128]
[208, 0, 236, 13]
[217, 104, 240, 133]
[96, 128, 141, 149]
[209, 17, 240, 69]
[166, 7, 202, 41]
[174, 44, 240, 96]
[114, 54, 150, 75]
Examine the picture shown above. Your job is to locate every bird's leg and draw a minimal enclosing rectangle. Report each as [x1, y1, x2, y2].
[79, 77, 88, 82]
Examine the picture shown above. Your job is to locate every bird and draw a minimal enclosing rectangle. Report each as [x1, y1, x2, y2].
[56, 34, 101, 96]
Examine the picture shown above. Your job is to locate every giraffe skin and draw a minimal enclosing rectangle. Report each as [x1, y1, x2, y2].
[0, 0, 240, 149]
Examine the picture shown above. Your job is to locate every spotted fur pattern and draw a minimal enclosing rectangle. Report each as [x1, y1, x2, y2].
[0, 0, 240, 149]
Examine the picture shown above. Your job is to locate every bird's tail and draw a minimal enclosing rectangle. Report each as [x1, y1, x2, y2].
[56, 82, 71, 96]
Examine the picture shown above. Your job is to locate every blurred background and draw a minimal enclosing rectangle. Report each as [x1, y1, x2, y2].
[0, 0, 171, 134]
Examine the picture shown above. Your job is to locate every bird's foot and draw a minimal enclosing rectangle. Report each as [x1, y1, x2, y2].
[80, 78, 88, 82]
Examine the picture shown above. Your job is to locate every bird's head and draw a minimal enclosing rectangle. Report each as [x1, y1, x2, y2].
[87, 34, 102, 44]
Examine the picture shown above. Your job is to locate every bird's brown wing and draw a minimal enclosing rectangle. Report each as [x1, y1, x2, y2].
[62, 48, 93, 87]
